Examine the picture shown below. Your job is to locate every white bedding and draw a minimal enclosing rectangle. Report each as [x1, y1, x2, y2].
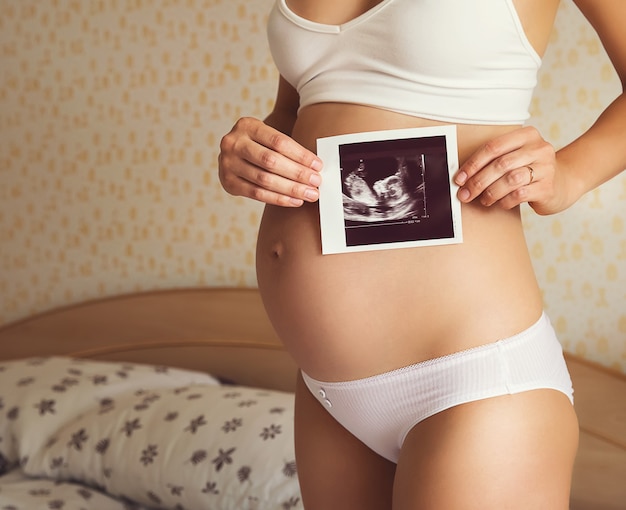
[0, 357, 302, 510]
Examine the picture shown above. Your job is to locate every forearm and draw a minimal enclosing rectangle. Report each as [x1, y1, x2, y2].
[556, 90, 626, 206]
[561, 0, 626, 204]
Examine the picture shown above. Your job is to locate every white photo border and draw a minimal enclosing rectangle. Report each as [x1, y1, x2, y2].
[317, 125, 462, 255]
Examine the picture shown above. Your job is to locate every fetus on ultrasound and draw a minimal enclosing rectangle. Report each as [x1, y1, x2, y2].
[342, 157, 424, 222]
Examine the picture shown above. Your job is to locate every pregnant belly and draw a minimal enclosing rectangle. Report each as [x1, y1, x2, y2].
[255, 105, 543, 381]
[256, 201, 542, 381]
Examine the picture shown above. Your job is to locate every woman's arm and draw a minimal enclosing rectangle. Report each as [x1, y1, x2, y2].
[455, 0, 626, 215]
[218, 76, 323, 207]
[555, 0, 626, 201]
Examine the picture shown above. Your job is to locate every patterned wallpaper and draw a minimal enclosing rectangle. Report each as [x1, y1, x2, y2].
[0, 1, 624, 373]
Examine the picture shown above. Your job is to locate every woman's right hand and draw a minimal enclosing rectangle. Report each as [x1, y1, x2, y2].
[218, 117, 323, 207]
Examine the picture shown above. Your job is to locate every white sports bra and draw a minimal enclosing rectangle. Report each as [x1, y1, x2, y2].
[267, 0, 542, 125]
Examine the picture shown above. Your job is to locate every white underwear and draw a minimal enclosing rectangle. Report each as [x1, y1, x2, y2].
[301, 312, 574, 463]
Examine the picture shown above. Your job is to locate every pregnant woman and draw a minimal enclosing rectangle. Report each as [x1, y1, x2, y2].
[218, 0, 626, 508]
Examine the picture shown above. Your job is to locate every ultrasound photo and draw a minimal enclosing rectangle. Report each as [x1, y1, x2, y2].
[317, 126, 462, 254]
[342, 154, 426, 224]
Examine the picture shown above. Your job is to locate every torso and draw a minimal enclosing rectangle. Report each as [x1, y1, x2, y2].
[256, 0, 560, 382]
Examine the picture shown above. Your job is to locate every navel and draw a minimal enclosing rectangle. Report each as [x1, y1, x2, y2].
[269, 240, 285, 260]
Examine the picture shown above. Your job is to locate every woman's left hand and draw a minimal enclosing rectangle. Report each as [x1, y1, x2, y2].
[454, 126, 568, 215]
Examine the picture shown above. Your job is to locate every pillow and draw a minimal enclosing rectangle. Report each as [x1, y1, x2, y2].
[26, 383, 300, 510]
[0, 357, 301, 510]
[0, 468, 151, 510]
[0, 357, 219, 472]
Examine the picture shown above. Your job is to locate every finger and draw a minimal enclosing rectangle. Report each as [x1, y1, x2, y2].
[223, 122, 323, 189]
[454, 127, 546, 205]
[240, 117, 323, 172]
[244, 160, 321, 203]
[246, 140, 323, 187]
[220, 133, 322, 199]
[455, 127, 536, 187]
[232, 176, 312, 207]
[492, 183, 535, 210]
[456, 148, 529, 203]
[227, 158, 320, 205]
[478, 165, 537, 207]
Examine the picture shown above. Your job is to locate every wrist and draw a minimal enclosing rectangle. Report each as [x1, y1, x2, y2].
[552, 154, 589, 212]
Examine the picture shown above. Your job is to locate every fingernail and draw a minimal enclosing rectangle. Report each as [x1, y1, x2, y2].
[311, 159, 323, 171]
[304, 188, 319, 201]
[309, 173, 322, 186]
[458, 188, 470, 202]
[455, 171, 467, 185]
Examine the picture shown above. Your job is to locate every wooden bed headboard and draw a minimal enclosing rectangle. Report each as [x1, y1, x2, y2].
[0, 288, 298, 392]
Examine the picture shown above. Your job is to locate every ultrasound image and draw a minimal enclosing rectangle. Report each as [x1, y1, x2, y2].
[342, 155, 426, 223]
[336, 134, 455, 248]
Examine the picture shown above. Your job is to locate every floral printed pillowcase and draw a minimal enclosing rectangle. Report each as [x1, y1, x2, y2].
[0, 469, 152, 510]
[0, 357, 301, 510]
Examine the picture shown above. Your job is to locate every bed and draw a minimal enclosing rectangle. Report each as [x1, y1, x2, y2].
[0, 288, 624, 510]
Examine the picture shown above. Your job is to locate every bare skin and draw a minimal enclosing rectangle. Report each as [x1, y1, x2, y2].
[218, 0, 626, 507]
